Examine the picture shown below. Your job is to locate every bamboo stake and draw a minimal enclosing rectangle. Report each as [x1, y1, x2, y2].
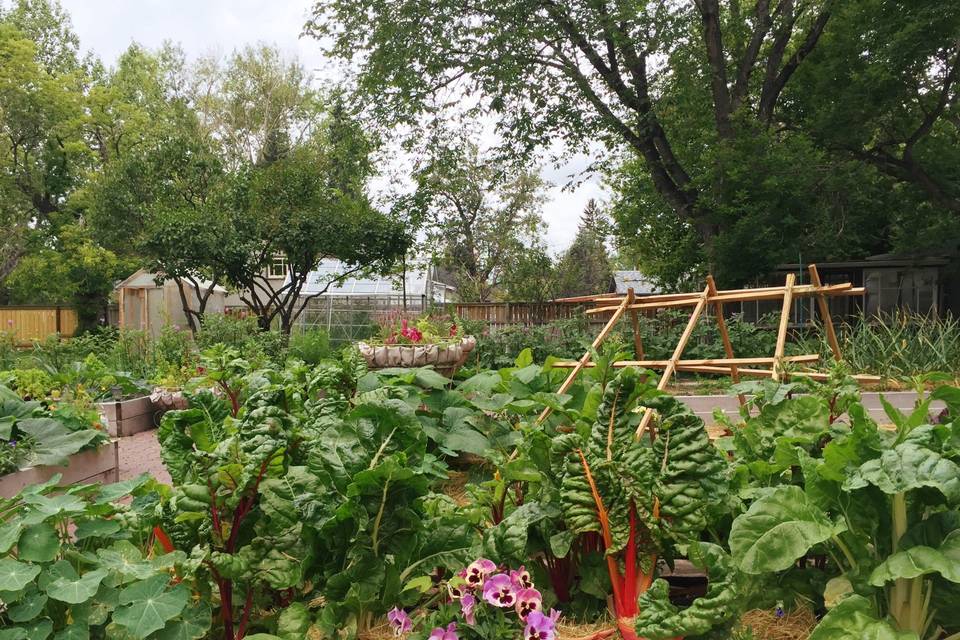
[626, 288, 644, 359]
[809, 264, 842, 361]
[550, 354, 821, 368]
[537, 294, 631, 424]
[707, 275, 745, 407]
[636, 285, 710, 439]
[673, 364, 883, 383]
[772, 273, 797, 381]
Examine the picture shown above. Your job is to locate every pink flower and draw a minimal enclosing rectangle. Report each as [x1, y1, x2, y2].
[460, 593, 476, 625]
[387, 607, 412, 635]
[464, 559, 496, 590]
[428, 622, 458, 640]
[449, 323, 458, 337]
[482, 573, 517, 608]
[510, 566, 534, 589]
[515, 587, 543, 620]
[523, 610, 559, 640]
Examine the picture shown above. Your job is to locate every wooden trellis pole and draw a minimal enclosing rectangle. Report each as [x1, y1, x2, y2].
[809, 264, 842, 361]
[706, 275, 745, 407]
[772, 273, 797, 381]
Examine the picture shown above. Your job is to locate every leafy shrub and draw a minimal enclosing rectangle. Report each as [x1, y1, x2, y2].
[196, 314, 284, 363]
[287, 328, 331, 364]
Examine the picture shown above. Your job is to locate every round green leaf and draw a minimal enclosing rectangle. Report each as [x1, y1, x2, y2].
[18, 524, 59, 563]
[809, 595, 915, 640]
[112, 575, 189, 639]
[729, 485, 846, 573]
[8, 590, 47, 622]
[0, 558, 42, 591]
[45, 568, 108, 604]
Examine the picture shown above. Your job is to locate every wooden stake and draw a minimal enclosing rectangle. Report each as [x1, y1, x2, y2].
[673, 364, 883, 384]
[809, 264, 842, 361]
[537, 293, 631, 424]
[626, 288, 644, 359]
[636, 285, 710, 439]
[550, 354, 821, 368]
[772, 273, 796, 381]
[707, 275, 745, 407]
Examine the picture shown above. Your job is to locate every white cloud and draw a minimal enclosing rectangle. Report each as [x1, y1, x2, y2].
[59, 0, 608, 253]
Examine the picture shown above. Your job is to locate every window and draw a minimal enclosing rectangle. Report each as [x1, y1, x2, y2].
[268, 256, 288, 278]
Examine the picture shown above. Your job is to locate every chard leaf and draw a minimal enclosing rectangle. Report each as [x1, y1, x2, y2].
[808, 595, 916, 640]
[18, 419, 101, 467]
[869, 531, 960, 585]
[844, 442, 960, 503]
[729, 485, 846, 573]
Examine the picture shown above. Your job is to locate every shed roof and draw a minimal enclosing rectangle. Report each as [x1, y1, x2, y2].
[614, 270, 660, 295]
[115, 269, 228, 293]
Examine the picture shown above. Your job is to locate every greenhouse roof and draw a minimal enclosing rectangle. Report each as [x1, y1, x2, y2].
[297, 260, 453, 298]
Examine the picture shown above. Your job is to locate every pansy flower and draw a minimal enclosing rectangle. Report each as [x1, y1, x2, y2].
[427, 622, 458, 640]
[464, 558, 496, 589]
[448, 576, 468, 600]
[510, 565, 534, 589]
[387, 607, 412, 635]
[515, 587, 542, 619]
[482, 573, 517, 608]
[460, 593, 476, 625]
[523, 610, 557, 640]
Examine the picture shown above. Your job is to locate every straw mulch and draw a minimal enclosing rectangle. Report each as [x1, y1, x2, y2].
[737, 606, 818, 640]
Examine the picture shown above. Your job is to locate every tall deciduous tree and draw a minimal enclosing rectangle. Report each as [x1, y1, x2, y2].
[406, 141, 548, 302]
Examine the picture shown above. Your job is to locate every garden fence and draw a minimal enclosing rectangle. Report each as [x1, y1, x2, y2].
[0, 306, 78, 344]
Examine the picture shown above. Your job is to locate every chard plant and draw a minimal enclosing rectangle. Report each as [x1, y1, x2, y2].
[728, 382, 960, 639]
[0, 473, 205, 639]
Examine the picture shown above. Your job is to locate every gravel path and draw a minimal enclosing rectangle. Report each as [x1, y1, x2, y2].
[118, 429, 171, 484]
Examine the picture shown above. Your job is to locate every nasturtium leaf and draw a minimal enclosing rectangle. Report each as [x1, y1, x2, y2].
[17, 418, 101, 467]
[45, 568, 108, 604]
[7, 589, 47, 621]
[21, 493, 86, 520]
[113, 575, 188, 638]
[71, 583, 119, 626]
[0, 414, 15, 440]
[0, 521, 23, 553]
[95, 474, 152, 504]
[0, 558, 41, 591]
[0, 629, 28, 640]
[96, 541, 156, 582]
[844, 442, 960, 503]
[729, 485, 846, 573]
[53, 626, 89, 640]
[18, 523, 59, 563]
[150, 602, 211, 640]
[808, 595, 916, 640]
[869, 531, 960, 586]
[74, 519, 122, 541]
[15, 618, 53, 640]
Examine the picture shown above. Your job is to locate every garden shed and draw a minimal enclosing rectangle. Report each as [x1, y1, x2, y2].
[115, 269, 227, 336]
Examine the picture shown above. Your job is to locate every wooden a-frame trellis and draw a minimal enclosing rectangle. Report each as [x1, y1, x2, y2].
[537, 264, 881, 437]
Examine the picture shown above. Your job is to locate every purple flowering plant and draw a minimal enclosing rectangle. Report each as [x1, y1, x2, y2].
[388, 559, 562, 640]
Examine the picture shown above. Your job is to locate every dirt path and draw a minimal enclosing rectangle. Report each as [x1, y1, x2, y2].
[118, 429, 171, 484]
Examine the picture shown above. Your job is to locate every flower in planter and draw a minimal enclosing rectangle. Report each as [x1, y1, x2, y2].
[482, 573, 517, 608]
[515, 587, 542, 620]
[464, 558, 496, 589]
[428, 622, 459, 640]
[523, 609, 560, 640]
[388, 607, 413, 635]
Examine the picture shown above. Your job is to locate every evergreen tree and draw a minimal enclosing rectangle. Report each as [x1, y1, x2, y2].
[555, 200, 614, 297]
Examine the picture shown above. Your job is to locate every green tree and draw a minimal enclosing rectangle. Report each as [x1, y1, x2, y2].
[498, 244, 557, 302]
[309, 0, 960, 285]
[555, 199, 614, 297]
[406, 140, 548, 302]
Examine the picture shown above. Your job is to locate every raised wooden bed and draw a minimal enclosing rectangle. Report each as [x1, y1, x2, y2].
[98, 395, 157, 437]
[678, 391, 946, 425]
[0, 440, 119, 498]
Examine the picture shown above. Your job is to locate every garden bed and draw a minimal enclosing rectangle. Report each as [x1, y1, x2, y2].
[679, 390, 945, 425]
[0, 439, 119, 498]
[97, 394, 158, 437]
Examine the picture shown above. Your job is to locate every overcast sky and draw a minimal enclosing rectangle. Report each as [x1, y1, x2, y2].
[58, 0, 607, 253]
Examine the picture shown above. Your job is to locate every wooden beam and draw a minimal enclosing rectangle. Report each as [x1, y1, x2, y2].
[590, 282, 865, 307]
[707, 275, 745, 407]
[587, 284, 864, 315]
[537, 293, 632, 424]
[673, 364, 883, 384]
[550, 354, 821, 368]
[772, 273, 797, 381]
[118, 287, 125, 329]
[626, 288, 644, 359]
[809, 264, 842, 361]
[636, 285, 710, 439]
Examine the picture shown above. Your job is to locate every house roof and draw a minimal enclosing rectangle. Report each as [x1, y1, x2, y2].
[613, 270, 660, 295]
[115, 269, 228, 293]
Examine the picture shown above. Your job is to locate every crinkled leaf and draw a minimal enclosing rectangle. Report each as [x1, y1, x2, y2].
[844, 442, 960, 503]
[808, 595, 916, 640]
[730, 485, 846, 573]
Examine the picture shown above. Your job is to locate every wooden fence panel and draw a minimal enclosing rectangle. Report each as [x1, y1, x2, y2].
[452, 302, 601, 330]
[0, 307, 78, 344]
